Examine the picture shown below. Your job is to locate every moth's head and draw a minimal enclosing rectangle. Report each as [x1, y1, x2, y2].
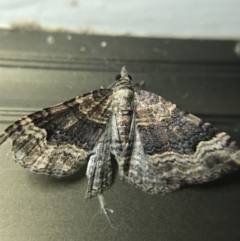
[115, 66, 132, 82]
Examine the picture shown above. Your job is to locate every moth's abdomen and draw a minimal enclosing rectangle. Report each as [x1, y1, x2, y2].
[112, 88, 134, 151]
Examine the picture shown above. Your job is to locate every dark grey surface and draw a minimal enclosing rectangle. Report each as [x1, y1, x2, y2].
[0, 29, 240, 241]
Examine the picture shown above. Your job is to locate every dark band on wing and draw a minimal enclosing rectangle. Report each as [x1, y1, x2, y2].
[0, 89, 113, 152]
[138, 110, 220, 155]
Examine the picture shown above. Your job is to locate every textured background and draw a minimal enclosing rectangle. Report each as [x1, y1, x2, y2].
[0, 29, 240, 241]
[0, 1, 240, 240]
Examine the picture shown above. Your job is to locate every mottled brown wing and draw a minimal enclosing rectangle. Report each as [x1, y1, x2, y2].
[0, 89, 113, 177]
[124, 90, 240, 194]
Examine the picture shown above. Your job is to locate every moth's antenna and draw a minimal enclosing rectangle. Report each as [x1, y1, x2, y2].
[106, 81, 116, 89]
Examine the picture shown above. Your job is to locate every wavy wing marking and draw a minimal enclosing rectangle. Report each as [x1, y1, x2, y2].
[0, 89, 113, 178]
[121, 90, 240, 194]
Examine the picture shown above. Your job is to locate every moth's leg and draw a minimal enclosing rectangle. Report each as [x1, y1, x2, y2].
[97, 194, 116, 229]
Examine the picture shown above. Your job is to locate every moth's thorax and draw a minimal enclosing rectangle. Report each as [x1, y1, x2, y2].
[112, 88, 134, 112]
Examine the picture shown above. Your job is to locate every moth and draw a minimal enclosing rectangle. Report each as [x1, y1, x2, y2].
[0, 67, 239, 199]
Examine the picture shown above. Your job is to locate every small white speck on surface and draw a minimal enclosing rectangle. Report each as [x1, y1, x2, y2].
[182, 93, 190, 99]
[101, 41, 107, 47]
[46, 35, 55, 44]
[233, 127, 239, 133]
[234, 41, 240, 56]
[80, 47, 86, 52]
[67, 34, 72, 40]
